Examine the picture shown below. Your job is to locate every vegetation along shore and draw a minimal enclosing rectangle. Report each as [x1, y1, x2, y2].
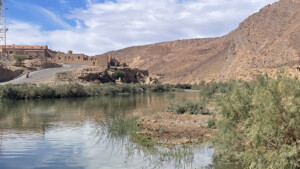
[133, 73, 299, 169]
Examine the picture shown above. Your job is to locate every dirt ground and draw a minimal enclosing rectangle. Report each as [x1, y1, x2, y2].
[137, 112, 217, 145]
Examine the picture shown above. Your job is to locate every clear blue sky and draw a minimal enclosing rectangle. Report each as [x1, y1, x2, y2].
[5, 0, 278, 55]
[7, 0, 88, 30]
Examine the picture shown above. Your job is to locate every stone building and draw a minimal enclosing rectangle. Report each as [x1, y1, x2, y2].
[0, 45, 50, 58]
[49, 50, 112, 68]
[0, 45, 113, 68]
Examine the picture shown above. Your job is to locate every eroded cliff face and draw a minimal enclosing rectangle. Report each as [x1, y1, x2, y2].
[98, 0, 300, 83]
[56, 66, 153, 84]
[222, 0, 300, 80]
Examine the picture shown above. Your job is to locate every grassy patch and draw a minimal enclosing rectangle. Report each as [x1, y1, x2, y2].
[168, 100, 210, 115]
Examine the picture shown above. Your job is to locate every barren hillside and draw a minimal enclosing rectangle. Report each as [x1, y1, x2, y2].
[100, 0, 300, 83]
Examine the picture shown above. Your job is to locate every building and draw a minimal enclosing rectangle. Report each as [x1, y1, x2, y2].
[0, 45, 50, 58]
[0, 45, 112, 68]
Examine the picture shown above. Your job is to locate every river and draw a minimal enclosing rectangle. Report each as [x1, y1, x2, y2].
[0, 92, 237, 169]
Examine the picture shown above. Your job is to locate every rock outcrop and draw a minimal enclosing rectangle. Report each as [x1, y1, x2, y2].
[98, 0, 300, 83]
[56, 66, 152, 84]
[0, 65, 24, 82]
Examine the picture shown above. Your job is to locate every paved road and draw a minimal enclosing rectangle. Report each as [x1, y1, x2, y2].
[1, 65, 86, 85]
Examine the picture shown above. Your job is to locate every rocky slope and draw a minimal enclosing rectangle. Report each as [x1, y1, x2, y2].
[0, 53, 62, 82]
[56, 66, 153, 84]
[0, 54, 24, 82]
[0, 65, 24, 82]
[99, 0, 300, 83]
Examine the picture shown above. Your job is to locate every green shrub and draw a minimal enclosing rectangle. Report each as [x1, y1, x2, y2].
[149, 84, 173, 92]
[175, 83, 191, 89]
[0, 84, 22, 100]
[13, 55, 27, 67]
[0, 83, 178, 100]
[192, 80, 235, 98]
[206, 114, 216, 129]
[34, 85, 57, 98]
[112, 70, 125, 80]
[214, 74, 300, 169]
[166, 93, 176, 100]
[168, 100, 210, 115]
[55, 83, 88, 98]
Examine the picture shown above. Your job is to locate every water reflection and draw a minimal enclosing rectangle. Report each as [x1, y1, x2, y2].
[0, 92, 219, 169]
[93, 116, 214, 169]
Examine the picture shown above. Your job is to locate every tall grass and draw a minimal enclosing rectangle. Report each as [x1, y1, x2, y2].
[0, 83, 180, 100]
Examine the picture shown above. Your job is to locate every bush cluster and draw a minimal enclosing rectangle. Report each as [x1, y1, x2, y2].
[13, 55, 27, 67]
[168, 100, 210, 115]
[192, 80, 235, 98]
[112, 70, 125, 80]
[214, 74, 300, 169]
[174, 83, 191, 89]
[0, 83, 177, 100]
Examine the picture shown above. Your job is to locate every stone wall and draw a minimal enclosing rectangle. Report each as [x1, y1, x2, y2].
[49, 53, 110, 68]
[95, 54, 112, 68]
[0, 45, 112, 69]
[0, 45, 50, 58]
[0, 45, 48, 50]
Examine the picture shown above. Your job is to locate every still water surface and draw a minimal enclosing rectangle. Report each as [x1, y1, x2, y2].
[0, 92, 231, 169]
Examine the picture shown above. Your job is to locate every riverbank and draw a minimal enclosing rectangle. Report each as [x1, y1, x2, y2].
[0, 83, 186, 100]
[132, 73, 300, 169]
[137, 112, 217, 145]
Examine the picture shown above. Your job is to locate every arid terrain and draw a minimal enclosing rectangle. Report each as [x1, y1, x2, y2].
[97, 0, 300, 84]
[137, 112, 216, 145]
[2, 0, 300, 85]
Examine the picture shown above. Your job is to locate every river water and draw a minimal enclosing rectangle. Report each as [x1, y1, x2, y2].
[0, 92, 236, 169]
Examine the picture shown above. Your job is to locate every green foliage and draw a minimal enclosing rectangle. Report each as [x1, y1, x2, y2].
[0, 83, 179, 100]
[206, 114, 216, 129]
[55, 83, 88, 97]
[112, 70, 125, 80]
[152, 78, 159, 84]
[148, 84, 173, 92]
[192, 80, 235, 98]
[107, 117, 140, 139]
[166, 92, 176, 100]
[214, 74, 300, 169]
[13, 55, 27, 67]
[168, 100, 210, 115]
[175, 83, 191, 89]
[131, 133, 157, 149]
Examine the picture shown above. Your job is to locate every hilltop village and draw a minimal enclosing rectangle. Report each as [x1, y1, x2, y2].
[0, 45, 112, 67]
[0, 45, 153, 84]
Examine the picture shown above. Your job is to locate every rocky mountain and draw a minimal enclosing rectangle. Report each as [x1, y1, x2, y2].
[99, 0, 300, 84]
